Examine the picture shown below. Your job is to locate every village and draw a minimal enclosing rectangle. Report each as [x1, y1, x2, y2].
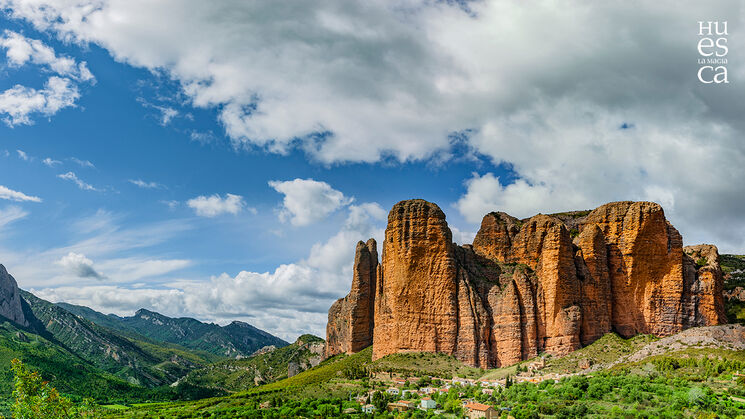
[341, 359, 584, 418]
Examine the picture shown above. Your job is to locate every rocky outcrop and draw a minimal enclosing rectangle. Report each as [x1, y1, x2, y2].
[325, 239, 378, 358]
[0, 264, 28, 327]
[326, 200, 726, 368]
[682, 244, 727, 326]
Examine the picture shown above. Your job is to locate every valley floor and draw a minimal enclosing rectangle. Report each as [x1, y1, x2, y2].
[97, 325, 745, 418]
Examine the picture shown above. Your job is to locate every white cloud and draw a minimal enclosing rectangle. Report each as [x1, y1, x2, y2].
[0, 206, 28, 228]
[128, 179, 162, 189]
[55, 252, 105, 279]
[160, 200, 179, 210]
[269, 178, 352, 226]
[16, 149, 30, 161]
[57, 171, 99, 191]
[97, 257, 191, 281]
[0, 76, 80, 126]
[186, 193, 244, 217]
[0, 185, 42, 202]
[42, 157, 61, 166]
[26, 201, 386, 340]
[456, 173, 560, 222]
[0, 210, 194, 289]
[69, 157, 95, 168]
[0, 31, 93, 126]
[4, 0, 743, 251]
[0, 30, 94, 82]
[450, 225, 476, 246]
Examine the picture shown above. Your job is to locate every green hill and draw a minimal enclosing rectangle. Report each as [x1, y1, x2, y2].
[22, 291, 221, 387]
[58, 303, 288, 357]
[182, 334, 324, 392]
[103, 346, 374, 417]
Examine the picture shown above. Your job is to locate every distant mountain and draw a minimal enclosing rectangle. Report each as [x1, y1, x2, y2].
[182, 334, 324, 392]
[22, 291, 221, 387]
[57, 304, 289, 358]
[0, 264, 228, 413]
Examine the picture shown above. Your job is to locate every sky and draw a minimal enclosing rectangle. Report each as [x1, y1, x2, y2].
[0, 1, 743, 341]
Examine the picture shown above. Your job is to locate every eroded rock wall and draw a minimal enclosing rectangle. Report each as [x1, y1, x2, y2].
[326, 199, 725, 367]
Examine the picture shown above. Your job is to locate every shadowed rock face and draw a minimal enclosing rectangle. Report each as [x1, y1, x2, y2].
[325, 200, 725, 367]
[0, 264, 28, 327]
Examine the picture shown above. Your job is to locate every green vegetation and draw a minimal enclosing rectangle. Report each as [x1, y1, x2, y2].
[722, 254, 745, 324]
[10, 358, 97, 419]
[55, 303, 288, 358]
[21, 291, 221, 387]
[101, 348, 745, 418]
[551, 210, 592, 219]
[497, 370, 745, 418]
[182, 334, 324, 392]
[371, 351, 483, 379]
[722, 254, 745, 290]
[102, 347, 374, 417]
[0, 320, 225, 416]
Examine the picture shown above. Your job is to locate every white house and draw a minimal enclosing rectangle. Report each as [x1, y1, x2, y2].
[420, 397, 437, 410]
[362, 404, 376, 414]
[386, 387, 400, 396]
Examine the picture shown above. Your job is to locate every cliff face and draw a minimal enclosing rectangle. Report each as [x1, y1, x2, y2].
[0, 264, 28, 327]
[325, 200, 726, 367]
[325, 239, 378, 358]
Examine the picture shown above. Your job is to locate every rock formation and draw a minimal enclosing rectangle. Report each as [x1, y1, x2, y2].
[325, 200, 726, 368]
[0, 264, 28, 327]
[325, 239, 378, 358]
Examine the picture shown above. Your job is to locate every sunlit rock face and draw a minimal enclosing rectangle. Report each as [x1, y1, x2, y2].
[326, 199, 725, 368]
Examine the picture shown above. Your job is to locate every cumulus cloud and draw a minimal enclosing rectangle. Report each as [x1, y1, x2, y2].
[0, 206, 28, 228]
[450, 225, 476, 246]
[0, 185, 42, 202]
[128, 179, 163, 189]
[0, 31, 93, 126]
[0, 77, 80, 126]
[0, 30, 93, 81]
[269, 178, 352, 226]
[3, 1, 743, 251]
[187, 193, 245, 217]
[456, 173, 558, 222]
[57, 171, 98, 191]
[56, 252, 105, 279]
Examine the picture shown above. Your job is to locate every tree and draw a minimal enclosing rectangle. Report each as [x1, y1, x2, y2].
[11, 359, 96, 419]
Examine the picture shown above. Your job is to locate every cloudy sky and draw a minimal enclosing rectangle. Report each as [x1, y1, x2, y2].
[0, 1, 743, 340]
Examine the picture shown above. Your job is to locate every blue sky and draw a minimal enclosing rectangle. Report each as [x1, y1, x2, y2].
[0, 1, 743, 340]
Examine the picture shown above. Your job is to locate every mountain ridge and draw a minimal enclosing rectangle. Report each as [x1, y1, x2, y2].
[58, 303, 288, 358]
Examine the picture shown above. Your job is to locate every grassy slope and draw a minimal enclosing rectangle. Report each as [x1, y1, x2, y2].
[104, 347, 373, 417]
[182, 334, 323, 392]
[371, 351, 483, 379]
